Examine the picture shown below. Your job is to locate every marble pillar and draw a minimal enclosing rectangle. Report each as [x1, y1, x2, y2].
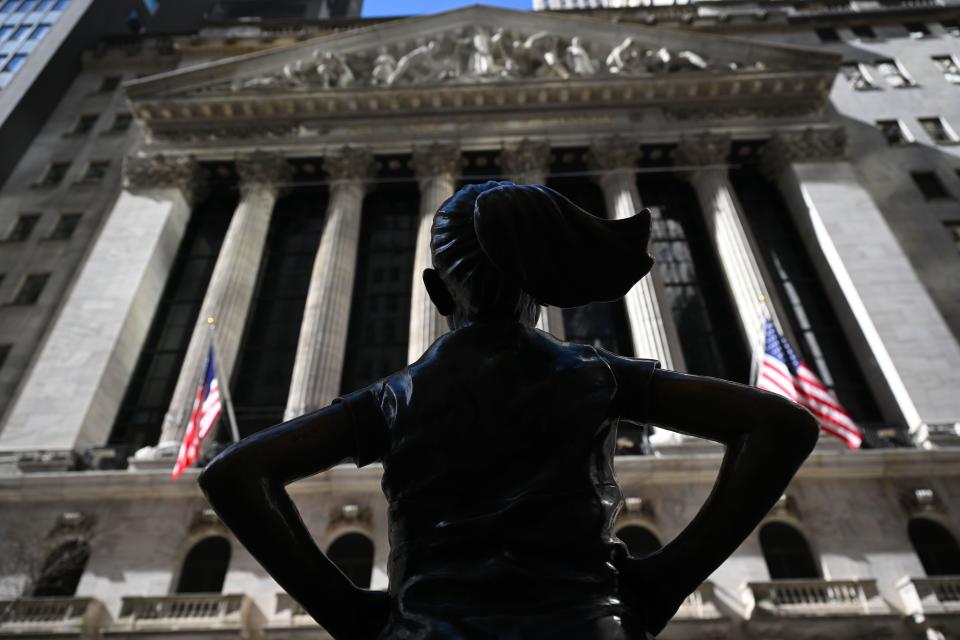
[501, 139, 565, 339]
[676, 133, 784, 363]
[588, 137, 681, 370]
[407, 143, 460, 363]
[763, 128, 960, 440]
[153, 152, 291, 452]
[0, 156, 205, 465]
[284, 148, 375, 420]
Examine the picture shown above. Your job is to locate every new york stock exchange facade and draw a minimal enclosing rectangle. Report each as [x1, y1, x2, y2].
[3, 5, 960, 640]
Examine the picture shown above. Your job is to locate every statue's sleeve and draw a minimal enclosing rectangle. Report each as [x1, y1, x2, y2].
[333, 380, 393, 468]
[594, 347, 660, 426]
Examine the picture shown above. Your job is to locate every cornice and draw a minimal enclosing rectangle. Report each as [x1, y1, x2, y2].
[2, 448, 959, 503]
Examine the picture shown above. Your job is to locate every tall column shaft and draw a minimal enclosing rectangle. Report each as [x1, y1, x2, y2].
[156, 153, 291, 448]
[408, 144, 460, 363]
[0, 157, 204, 462]
[284, 149, 373, 419]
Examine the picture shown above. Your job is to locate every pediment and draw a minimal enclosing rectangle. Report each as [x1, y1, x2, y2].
[126, 5, 840, 141]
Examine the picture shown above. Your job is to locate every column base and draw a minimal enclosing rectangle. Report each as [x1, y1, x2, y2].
[127, 441, 179, 471]
[0, 449, 79, 474]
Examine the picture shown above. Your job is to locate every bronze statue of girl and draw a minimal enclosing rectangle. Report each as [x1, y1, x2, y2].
[200, 182, 818, 639]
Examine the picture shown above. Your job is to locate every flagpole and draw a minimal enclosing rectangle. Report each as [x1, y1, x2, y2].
[207, 317, 241, 443]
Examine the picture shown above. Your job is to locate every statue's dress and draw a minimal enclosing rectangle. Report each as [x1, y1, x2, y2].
[337, 322, 658, 639]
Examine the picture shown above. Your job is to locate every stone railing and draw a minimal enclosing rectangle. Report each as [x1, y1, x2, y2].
[109, 594, 262, 636]
[746, 579, 891, 617]
[0, 597, 108, 637]
[898, 576, 960, 617]
[272, 594, 313, 626]
[673, 583, 724, 621]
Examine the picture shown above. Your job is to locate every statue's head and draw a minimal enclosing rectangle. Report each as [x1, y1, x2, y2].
[424, 181, 653, 330]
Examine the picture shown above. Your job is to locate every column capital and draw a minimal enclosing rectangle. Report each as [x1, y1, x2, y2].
[123, 154, 207, 205]
[411, 142, 461, 180]
[761, 127, 847, 177]
[236, 151, 293, 191]
[675, 132, 732, 168]
[500, 138, 551, 183]
[586, 136, 640, 172]
[323, 146, 376, 187]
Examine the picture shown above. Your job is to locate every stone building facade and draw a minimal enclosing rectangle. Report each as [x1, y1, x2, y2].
[1, 1, 960, 638]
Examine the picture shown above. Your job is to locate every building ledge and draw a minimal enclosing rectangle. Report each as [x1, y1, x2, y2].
[106, 594, 263, 640]
[0, 597, 109, 639]
[898, 575, 960, 618]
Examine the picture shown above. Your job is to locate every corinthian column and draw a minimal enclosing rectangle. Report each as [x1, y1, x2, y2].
[284, 148, 375, 420]
[407, 143, 461, 363]
[0, 156, 205, 465]
[154, 152, 291, 451]
[501, 139, 565, 339]
[588, 137, 680, 369]
[676, 133, 782, 362]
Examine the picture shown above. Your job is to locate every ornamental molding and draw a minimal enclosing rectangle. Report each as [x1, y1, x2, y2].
[587, 135, 640, 172]
[675, 131, 732, 167]
[761, 127, 847, 176]
[411, 142, 461, 179]
[500, 138, 551, 181]
[235, 150, 293, 188]
[323, 146, 376, 184]
[123, 154, 207, 204]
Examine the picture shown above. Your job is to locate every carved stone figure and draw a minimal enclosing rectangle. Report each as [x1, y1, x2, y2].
[370, 46, 396, 86]
[201, 182, 819, 639]
[388, 39, 439, 86]
[607, 37, 643, 75]
[466, 27, 499, 78]
[565, 36, 596, 76]
[313, 50, 355, 89]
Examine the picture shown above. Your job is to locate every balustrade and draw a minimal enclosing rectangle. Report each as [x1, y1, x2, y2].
[111, 594, 261, 634]
[898, 576, 960, 617]
[747, 579, 890, 617]
[0, 597, 107, 637]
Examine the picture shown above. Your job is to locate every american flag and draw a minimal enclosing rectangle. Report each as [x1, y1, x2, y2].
[756, 319, 863, 449]
[172, 348, 223, 480]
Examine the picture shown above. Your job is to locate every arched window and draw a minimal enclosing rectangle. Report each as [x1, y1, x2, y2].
[32, 540, 90, 597]
[328, 533, 374, 589]
[759, 522, 820, 580]
[617, 525, 662, 559]
[176, 536, 231, 593]
[909, 518, 960, 576]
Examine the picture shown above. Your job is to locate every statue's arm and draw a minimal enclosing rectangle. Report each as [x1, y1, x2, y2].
[605, 359, 819, 635]
[198, 403, 389, 640]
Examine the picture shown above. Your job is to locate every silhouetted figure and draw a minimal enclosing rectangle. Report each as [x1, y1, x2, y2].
[200, 182, 818, 639]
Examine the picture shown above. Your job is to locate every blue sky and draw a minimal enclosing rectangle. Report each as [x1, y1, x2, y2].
[361, 0, 532, 18]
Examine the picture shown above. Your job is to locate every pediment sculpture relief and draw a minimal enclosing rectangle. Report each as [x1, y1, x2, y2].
[223, 27, 767, 93]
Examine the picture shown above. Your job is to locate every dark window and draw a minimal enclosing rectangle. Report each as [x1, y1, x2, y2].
[732, 163, 882, 428]
[12, 272, 49, 304]
[851, 24, 876, 39]
[232, 185, 327, 437]
[5, 53, 27, 73]
[12, 0, 29, 11]
[36, 161, 69, 187]
[617, 526, 662, 559]
[0, 26, 11, 39]
[933, 55, 960, 84]
[32, 540, 89, 597]
[0, 344, 10, 370]
[176, 537, 230, 593]
[912, 171, 953, 200]
[909, 519, 960, 576]
[815, 27, 840, 43]
[760, 522, 820, 579]
[98, 75, 121, 92]
[51, 0, 66, 9]
[944, 20, 960, 37]
[458, 150, 502, 186]
[78, 161, 109, 184]
[876, 119, 911, 145]
[639, 162, 751, 382]
[47, 212, 81, 240]
[341, 159, 418, 394]
[327, 533, 374, 589]
[110, 191, 234, 451]
[0, 1, 15, 12]
[548, 149, 633, 356]
[34, 0, 52, 10]
[918, 117, 958, 144]
[70, 114, 98, 136]
[107, 112, 132, 133]
[10, 24, 31, 40]
[6, 213, 40, 241]
[840, 62, 877, 90]
[905, 22, 930, 38]
[876, 58, 916, 88]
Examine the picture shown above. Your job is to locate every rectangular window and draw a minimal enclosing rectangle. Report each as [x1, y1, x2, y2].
[0, 25, 13, 40]
[876, 119, 912, 145]
[876, 58, 916, 88]
[6, 213, 40, 241]
[4, 53, 27, 73]
[34, 0, 52, 10]
[35, 161, 69, 187]
[943, 20, 960, 37]
[852, 25, 876, 39]
[10, 24, 32, 40]
[905, 22, 930, 38]
[29, 23, 50, 40]
[12, 272, 49, 305]
[69, 113, 98, 135]
[47, 212, 80, 240]
[107, 112, 132, 133]
[98, 75, 121, 92]
[0, 0, 16, 12]
[947, 222, 960, 252]
[77, 160, 109, 184]
[918, 117, 959, 144]
[840, 62, 878, 90]
[911, 171, 953, 200]
[13, 0, 30, 12]
[816, 27, 840, 43]
[933, 55, 960, 84]
[0, 344, 10, 371]
[51, 0, 66, 9]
